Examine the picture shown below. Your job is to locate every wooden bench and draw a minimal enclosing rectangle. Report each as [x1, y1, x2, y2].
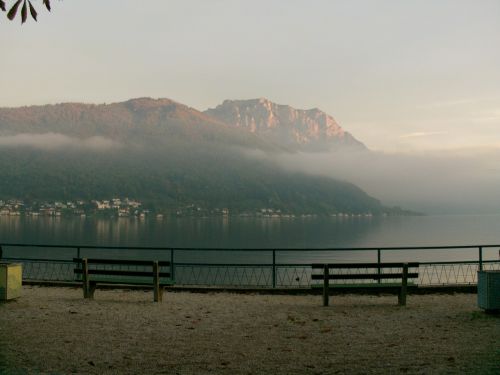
[74, 258, 174, 302]
[311, 262, 419, 306]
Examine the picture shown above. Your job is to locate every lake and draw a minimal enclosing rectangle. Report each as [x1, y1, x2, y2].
[1, 214, 499, 263]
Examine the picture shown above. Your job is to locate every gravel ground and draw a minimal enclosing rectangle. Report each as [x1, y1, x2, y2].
[0, 286, 499, 375]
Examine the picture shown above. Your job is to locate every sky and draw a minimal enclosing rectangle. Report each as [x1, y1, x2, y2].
[1, 0, 499, 152]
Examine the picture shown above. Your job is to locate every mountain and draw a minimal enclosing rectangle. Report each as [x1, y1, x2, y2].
[0, 98, 396, 216]
[0, 98, 270, 150]
[205, 98, 366, 151]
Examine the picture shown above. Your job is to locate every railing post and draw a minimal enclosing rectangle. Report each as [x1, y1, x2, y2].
[479, 246, 483, 271]
[377, 249, 381, 284]
[170, 249, 175, 280]
[0, 245, 3, 260]
[272, 250, 276, 288]
[76, 247, 81, 259]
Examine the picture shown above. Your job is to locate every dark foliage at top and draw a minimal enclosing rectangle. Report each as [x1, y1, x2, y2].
[1, 0, 50, 24]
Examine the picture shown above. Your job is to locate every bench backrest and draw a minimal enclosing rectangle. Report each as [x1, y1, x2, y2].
[73, 258, 172, 283]
[311, 262, 419, 281]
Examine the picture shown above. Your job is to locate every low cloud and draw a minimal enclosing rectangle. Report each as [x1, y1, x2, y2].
[399, 131, 447, 139]
[0, 133, 121, 151]
[244, 147, 500, 214]
[418, 96, 500, 110]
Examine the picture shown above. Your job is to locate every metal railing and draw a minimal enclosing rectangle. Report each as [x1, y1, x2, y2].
[1, 243, 499, 288]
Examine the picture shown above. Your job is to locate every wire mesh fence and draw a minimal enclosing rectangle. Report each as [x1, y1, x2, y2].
[4, 257, 499, 288]
[419, 261, 500, 285]
[17, 259, 74, 282]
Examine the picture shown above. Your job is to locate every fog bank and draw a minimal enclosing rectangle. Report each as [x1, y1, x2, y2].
[248, 148, 500, 215]
[0, 133, 121, 151]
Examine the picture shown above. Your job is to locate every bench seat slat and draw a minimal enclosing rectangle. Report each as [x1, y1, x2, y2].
[311, 282, 416, 289]
[73, 258, 171, 266]
[74, 269, 170, 277]
[76, 277, 174, 286]
[75, 274, 173, 282]
[311, 272, 418, 280]
[311, 262, 419, 269]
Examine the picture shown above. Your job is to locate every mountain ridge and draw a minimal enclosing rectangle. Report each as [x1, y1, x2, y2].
[205, 97, 366, 151]
[0, 97, 275, 151]
[0, 97, 365, 151]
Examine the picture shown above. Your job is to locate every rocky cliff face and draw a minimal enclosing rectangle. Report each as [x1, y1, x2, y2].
[205, 98, 366, 151]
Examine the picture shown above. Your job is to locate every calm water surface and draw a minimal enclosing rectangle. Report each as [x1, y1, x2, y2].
[1, 215, 499, 263]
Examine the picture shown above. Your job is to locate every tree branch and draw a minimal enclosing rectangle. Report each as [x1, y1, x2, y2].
[1, 0, 51, 23]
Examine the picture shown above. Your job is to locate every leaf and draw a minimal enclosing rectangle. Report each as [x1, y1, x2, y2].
[0, 1, 6, 12]
[21, 0, 27, 24]
[28, 0, 37, 21]
[7, 0, 23, 20]
[43, 0, 50, 12]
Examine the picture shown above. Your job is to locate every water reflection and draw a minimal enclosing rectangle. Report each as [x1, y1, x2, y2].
[1, 215, 500, 263]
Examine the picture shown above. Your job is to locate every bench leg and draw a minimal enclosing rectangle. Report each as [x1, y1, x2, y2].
[399, 263, 408, 306]
[153, 261, 162, 302]
[88, 282, 97, 299]
[398, 288, 406, 306]
[323, 265, 329, 307]
[82, 258, 90, 298]
[154, 285, 164, 302]
[154, 287, 164, 303]
[84, 282, 96, 299]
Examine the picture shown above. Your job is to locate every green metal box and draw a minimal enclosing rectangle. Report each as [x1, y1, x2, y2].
[0, 263, 22, 301]
[477, 270, 500, 311]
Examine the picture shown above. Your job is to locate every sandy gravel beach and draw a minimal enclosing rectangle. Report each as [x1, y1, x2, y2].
[0, 286, 498, 375]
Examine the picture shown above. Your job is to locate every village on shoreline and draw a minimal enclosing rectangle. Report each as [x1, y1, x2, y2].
[0, 198, 394, 220]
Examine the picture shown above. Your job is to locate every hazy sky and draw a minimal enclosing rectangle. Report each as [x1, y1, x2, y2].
[1, 0, 499, 151]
